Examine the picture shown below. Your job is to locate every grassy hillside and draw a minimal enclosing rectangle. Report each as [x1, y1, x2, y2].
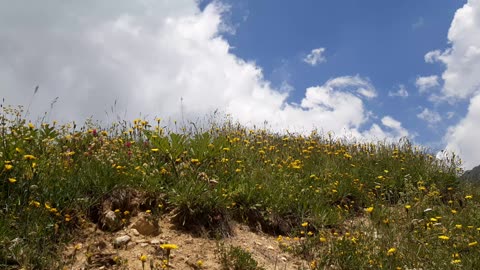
[1, 105, 479, 269]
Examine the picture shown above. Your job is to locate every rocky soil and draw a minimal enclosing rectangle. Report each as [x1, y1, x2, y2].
[63, 213, 309, 270]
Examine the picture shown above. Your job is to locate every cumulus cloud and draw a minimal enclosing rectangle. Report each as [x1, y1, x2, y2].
[424, 50, 442, 63]
[417, 108, 442, 125]
[303, 47, 327, 66]
[445, 94, 480, 169]
[388, 84, 409, 98]
[361, 116, 409, 141]
[0, 0, 404, 141]
[423, 0, 480, 169]
[416, 75, 439, 93]
[425, 0, 480, 99]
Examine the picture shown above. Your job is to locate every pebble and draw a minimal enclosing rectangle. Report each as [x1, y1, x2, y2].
[150, 239, 160, 245]
[113, 235, 131, 248]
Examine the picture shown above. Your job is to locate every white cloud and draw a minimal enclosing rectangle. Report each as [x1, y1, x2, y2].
[388, 84, 409, 98]
[426, 0, 480, 99]
[361, 116, 409, 141]
[0, 1, 403, 142]
[381, 116, 409, 138]
[417, 108, 442, 125]
[303, 47, 327, 66]
[425, 0, 480, 169]
[446, 111, 456, 119]
[424, 50, 442, 63]
[416, 75, 439, 93]
[445, 93, 480, 169]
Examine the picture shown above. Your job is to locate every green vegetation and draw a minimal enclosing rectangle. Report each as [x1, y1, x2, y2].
[218, 243, 265, 270]
[1, 105, 479, 269]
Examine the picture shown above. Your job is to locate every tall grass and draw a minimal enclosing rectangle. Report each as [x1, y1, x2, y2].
[1, 105, 478, 269]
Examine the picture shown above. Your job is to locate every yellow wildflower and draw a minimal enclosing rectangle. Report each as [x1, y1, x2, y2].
[365, 207, 374, 213]
[465, 195, 473, 199]
[24, 154, 36, 160]
[468, 241, 478, 247]
[387, 247, 396, 255]
[438, 235, 450, 240]
[4, 164, 13, 170]
[160, 244, 178, 250]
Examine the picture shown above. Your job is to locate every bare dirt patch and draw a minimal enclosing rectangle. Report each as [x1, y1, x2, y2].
[64, 213, 310, 270]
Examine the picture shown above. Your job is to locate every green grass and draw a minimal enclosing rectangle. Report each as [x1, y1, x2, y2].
[1, 105, 479, 269]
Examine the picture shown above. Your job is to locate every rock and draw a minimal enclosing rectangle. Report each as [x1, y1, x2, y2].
[267, 245, 274, 250]
[130, 228, 140, 236]
[281, 256, 287, 262]
[101, 210, 122, 231]
[130, 213, 160, 236]
[150, 239, 160, 245]
[113, 235, 131, 248]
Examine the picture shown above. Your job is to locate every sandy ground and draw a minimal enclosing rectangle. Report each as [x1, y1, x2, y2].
[63, 214, 310, 270]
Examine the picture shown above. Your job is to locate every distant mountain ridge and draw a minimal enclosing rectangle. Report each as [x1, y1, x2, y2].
[461, 164, 480, 182]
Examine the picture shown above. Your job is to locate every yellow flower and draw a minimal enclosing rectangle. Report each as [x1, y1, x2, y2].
[301, 222, 309, 227]
[468, 241, 478, 247]
[365, 207, 374, 213]
[28, 122, 35, 129]
[191, 158, 200, 164]
[4, 164, 13, 170]
[405, 205, 411, 210]
[222, 147, 230, 151]
[451, 259, 461, 264]
[139, 254, 147, 262]
[8, 178, 16, 183]
[151, 148, 159, 152]
[29, 200, 40, 208]
[196, 260, 204, 267]
[387, 247, 396, 255]
[160, 244, 178, 250]
[465, 195, 473, 199]
[319, 237, 327, 242]
[438, 235, 450, 240]
[24, 154, 36, 160]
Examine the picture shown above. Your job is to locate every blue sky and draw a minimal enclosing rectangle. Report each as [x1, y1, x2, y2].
[1, 0, 480, 168]
[217, 0, 466, 149]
